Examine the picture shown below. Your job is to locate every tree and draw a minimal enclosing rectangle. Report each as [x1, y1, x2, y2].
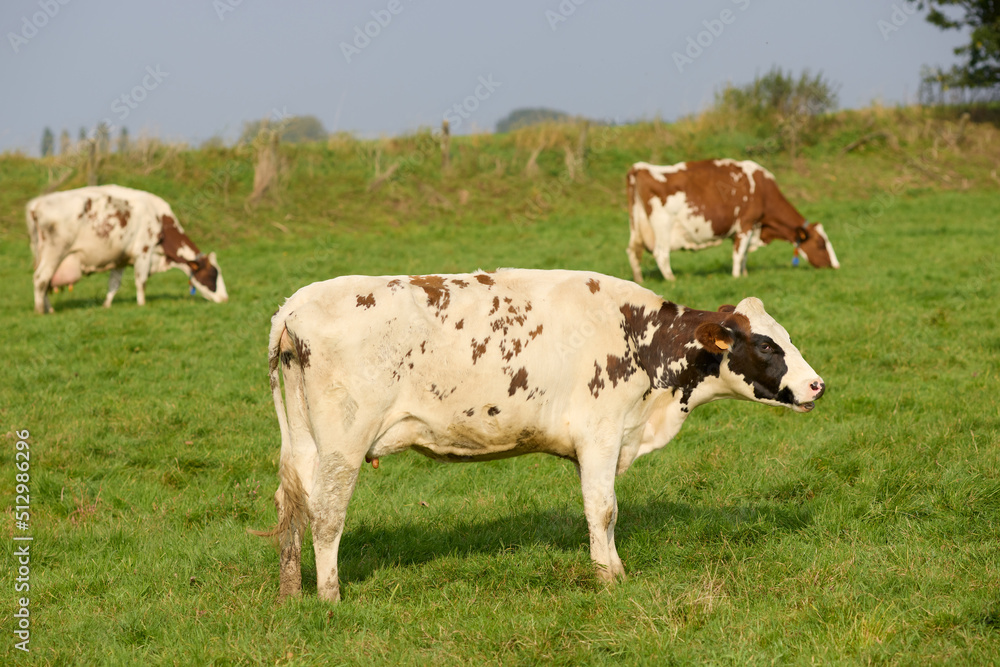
[713, 67, 839, 121]
[40, 127, 54, 156]
[496, 108, 572, 133]
[95, 122, 111, 155]
[238, 114, 327, 144]
[910, 1, 1000, 91]
[117, 127, 130, 154]
[712, 67, 840, 159]
[59, 129, 71, 155]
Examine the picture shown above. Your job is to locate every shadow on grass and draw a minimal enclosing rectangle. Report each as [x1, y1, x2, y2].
[46, 291, 196, 312]
[333, 497, 813, 587]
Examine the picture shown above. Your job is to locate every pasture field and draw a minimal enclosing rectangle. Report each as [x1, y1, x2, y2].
[1, 110, 999, 664]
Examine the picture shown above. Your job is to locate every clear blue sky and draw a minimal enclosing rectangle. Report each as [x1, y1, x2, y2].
[1, 0, 967, 155]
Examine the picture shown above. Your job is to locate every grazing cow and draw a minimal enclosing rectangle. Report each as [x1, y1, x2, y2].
[626, 159, 840, 282]
[26, 185, 227, 313]
[260, 269, 826, 601]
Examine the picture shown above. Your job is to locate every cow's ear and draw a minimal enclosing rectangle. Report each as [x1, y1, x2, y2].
[696, 322, 733, 354]
[795, 227, 810, 243]
[187, 261, 199, 271]
[717, 304, 736, 313]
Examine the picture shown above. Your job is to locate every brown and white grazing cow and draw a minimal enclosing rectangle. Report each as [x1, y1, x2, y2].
[26, 184, 228, 313]
[626, 159, 839, 281]
[260, 269, 826, 601]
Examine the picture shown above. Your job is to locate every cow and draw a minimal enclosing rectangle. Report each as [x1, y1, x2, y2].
[626, 159, 840, 282]
[258, 268, 827, 601]
[26, 184, 228, 313]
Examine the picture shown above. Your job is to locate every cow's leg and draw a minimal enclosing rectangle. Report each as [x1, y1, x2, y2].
[103, 268, 124, 308]
[133, 260, 152, 307]
[652, 239, 675, 282]
[31, 248, 66, 314]
[310, 448, 363, 602]
[626, 229, 645, 284]
[576, 447, 625, 582]
[301, 372, 371, 602]
[732, 233, 752, 277]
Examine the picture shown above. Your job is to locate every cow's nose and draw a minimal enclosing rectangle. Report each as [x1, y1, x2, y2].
[810, 380, 825, 400]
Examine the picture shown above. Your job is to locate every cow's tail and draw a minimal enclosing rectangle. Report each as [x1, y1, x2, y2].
[249, 310, 308, 551]
[626, 167, 637, 232]
[25, 199, 40, 269]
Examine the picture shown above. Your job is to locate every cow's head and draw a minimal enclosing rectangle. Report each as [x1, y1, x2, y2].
[185, 252, 228, 303]
[795, 222, 840, 269]
[696, 297, 825, 412]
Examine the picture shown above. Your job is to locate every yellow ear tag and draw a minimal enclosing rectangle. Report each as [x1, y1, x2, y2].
[716, 339, 730, 351]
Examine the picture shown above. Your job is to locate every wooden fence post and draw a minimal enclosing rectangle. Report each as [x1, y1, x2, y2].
[441, 119, 451, 171]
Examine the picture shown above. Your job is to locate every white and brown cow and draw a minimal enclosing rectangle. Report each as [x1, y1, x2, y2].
[626, 159, 840, 281]
[259, 269, 826, 601]
[26, 184, 227, 313]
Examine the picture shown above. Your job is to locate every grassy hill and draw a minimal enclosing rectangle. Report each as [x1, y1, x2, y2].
[1, 106, 998, 664]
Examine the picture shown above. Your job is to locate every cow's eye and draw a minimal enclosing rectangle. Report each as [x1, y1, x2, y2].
[759, 342, 773, 354]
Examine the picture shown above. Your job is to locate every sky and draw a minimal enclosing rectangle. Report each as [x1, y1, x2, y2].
[1, 0, 968, 155]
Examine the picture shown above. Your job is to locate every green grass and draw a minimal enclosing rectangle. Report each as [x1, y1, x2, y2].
[1, 110, 999, 664]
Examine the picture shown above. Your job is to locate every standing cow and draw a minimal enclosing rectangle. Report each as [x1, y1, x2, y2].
[626, 159, 840, 282]
[26, 185, 228, 313]
[260, 269, 826, 601]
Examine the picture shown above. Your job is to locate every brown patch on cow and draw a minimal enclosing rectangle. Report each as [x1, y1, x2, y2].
[451, 279, 469, 288]
[605, 353, 636, 387]
[420, 341, 427, 354]
[356, 293, 376, 309]
[488, 296, 501, 316]
[290, 333, 311, 369]
[455, 319, 464, 330]
[410, 275, 451, 318]
[142, 245, 150, 253]
[588, 362, 605, 398]
[464, 408, 475, 417]
[78, 198, 92, 218]
[508, 367, 529, 396]
[387, 279, 403, 292]
[470, 337, 490, 364]
[501, 338, 523, 362]
[475, 273, 495, 286]
[430, 384, 456, 401]
[112, 204, 131, 228]
[188, 256, 219, 292]
[30, 209, 39, 224]
[618, 300, 755, 406]
[487, 406, 500, 416]
[528, 324, 543, 339]
[95, 218, 116, 238]
[158, 214, 200, 264]
[586, 278, 601, 294]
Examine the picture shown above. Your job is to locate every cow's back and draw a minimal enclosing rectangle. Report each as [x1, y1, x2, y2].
[276, 270, 661, 459]
[27, 185, 168, 268]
